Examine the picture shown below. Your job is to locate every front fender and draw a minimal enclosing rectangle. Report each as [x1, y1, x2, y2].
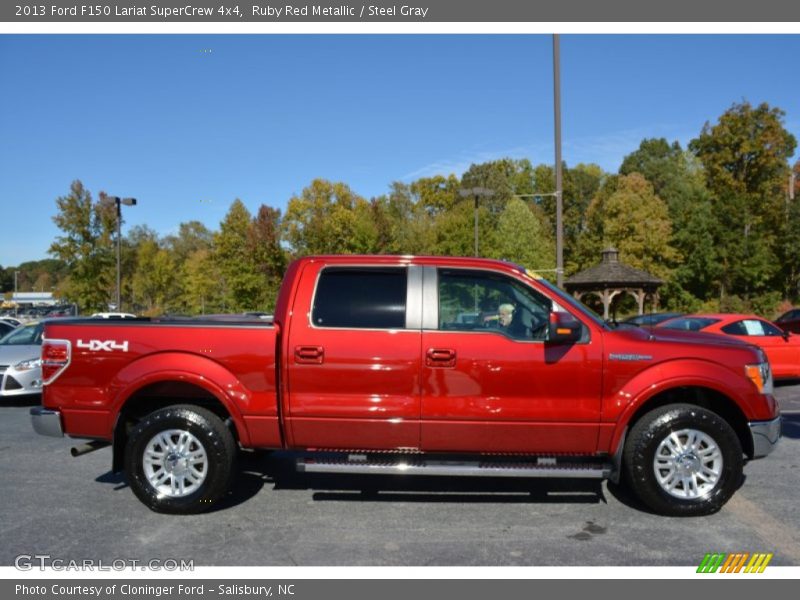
[604, 358, 768, 455]
[108, 352, 253, 446]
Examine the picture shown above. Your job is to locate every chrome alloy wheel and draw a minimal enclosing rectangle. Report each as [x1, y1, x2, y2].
[142, 429, 208, 498]
[653, 428, 723, 499]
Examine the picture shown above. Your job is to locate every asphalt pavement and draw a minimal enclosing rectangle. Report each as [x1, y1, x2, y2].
[1, 384, 798, 567]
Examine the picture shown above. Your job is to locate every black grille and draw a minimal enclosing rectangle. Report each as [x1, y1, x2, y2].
[4, 376, 22, 390]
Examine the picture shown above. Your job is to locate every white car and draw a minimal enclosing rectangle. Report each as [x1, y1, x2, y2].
[91, 312, 137, 319]
[0, 321, 44, 398]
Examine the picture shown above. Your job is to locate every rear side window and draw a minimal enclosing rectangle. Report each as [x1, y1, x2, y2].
[722, 319, 783, 337]
[312, 267, 407, 329]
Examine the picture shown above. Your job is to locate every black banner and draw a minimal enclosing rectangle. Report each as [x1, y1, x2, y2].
[4, 0, 800, 22]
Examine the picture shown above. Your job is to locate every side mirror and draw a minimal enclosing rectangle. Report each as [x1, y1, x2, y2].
[547, 311, 582, 345]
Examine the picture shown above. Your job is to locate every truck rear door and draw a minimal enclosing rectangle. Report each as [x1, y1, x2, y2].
[284, 262, 423, 450]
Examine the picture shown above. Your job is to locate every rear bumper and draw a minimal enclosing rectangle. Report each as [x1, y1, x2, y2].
[749, 416, 781, 458]
[30, 407, 64, 438]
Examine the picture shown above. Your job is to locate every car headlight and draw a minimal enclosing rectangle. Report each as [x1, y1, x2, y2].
[745, 361, 773, 395]
[13, 358, 41, 372]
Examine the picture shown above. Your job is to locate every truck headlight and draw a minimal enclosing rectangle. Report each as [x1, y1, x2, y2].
[13, 358, 41, 372]
[745, 362, 773, 395]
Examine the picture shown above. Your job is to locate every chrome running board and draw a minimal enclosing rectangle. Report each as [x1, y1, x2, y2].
[297, 454, 611, 479]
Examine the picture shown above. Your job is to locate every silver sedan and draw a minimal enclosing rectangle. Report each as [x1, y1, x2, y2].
[0, 321, 44, 398]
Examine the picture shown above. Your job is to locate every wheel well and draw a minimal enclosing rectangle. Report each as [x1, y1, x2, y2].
[112, 381, 237, 472]
[625, 386, 753, 459]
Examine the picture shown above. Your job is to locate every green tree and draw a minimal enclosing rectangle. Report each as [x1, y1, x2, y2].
[620, 138, 719, 306]
[488, 198, 555, 274]
[179, 249, 222, 314]
[214, 199, 263, 311]
[49, 181, 116, 312]
[689, 101, 797, 303]
[131, 238, 176, 315]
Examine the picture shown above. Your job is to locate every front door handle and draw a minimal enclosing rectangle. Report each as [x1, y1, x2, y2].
[426, 347, 456, 368]
[295, 345, 324, 364]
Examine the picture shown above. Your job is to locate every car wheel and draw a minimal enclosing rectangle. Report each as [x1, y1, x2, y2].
[124, 404, 236, 514]
[623, 403, 743, 516]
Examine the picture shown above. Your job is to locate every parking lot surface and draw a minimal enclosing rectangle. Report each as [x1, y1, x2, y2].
[1, 384, 799, 567]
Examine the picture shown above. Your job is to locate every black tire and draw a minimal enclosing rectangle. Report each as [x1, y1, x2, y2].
[124, 404, 236, 514]
[623, 403, 743, 516]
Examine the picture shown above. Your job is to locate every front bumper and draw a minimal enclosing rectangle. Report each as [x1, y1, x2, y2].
[30, 407, 64, 437]
[749, 416, 781, 458]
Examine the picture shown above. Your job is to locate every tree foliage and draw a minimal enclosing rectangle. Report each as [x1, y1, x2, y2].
[38, 101, 799, 318]
[48, 181, 116, 312]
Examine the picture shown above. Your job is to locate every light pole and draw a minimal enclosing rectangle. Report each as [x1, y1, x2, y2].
[100, 195, 137, 311]
[459, 187, 495, 257]
[553, 34, 564, 288]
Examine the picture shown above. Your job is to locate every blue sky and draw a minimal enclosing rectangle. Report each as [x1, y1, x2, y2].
[1, 34, 798, 266]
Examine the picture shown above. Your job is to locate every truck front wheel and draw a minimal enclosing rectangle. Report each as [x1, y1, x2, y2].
[623, 403, 743, 516]
[124, 405, 236, 514]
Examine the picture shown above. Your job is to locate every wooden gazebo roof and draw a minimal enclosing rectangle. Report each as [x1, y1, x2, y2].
[565, 248, 662, 291]
[564, 248, 662, 320]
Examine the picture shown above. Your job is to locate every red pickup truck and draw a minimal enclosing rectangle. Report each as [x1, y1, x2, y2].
[31, 255, 781, 516]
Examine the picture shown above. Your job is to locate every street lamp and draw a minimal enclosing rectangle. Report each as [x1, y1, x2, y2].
[100, 194, 137, 311]
[459, 187, 495, 257]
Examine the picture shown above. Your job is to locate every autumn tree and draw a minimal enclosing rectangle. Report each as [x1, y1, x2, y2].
[49, 181, 116, 312]
[581, 174, 678, 280]
[283, 179, 379, 256]
[247, 205, 287, 310]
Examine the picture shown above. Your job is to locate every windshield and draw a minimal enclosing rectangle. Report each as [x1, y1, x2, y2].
[0, 323, 44, 345]
[528, 275, 610, 330]
[659, 317, 721, 332]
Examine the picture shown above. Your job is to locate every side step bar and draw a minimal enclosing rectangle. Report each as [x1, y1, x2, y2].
[298, 454, 611, 480]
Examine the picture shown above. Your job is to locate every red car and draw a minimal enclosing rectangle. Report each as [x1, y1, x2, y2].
[775, 308, 800, 334]
[659, 314, 800, 380]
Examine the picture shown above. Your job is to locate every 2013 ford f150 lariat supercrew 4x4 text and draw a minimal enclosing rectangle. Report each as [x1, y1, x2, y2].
[31, 255, 781, 515]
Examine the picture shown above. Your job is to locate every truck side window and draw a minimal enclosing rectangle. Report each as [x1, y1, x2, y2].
[438, 269, 551, 340]
[312, 267, 407, 329]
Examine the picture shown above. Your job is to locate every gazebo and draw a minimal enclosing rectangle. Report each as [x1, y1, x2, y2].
[564, 248, 663, 320]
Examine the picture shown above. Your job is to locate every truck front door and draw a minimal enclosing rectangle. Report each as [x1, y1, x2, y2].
[420, 267, 603, 454]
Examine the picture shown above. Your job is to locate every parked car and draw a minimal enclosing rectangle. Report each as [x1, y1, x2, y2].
[775, 308, 800, 334]
[621, 312, 684, 328]
[0, 317, 23, 328]
[658, 314, 800, 380]
[91, 312, 137, 319]
[0, 321, 17, 339]
[32, 256, 780, 517]
[0, 321, 45, 398]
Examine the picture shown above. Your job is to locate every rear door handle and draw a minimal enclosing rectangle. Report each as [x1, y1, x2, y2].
[295, 345, 324, 364]
[426, 348, 456, 368]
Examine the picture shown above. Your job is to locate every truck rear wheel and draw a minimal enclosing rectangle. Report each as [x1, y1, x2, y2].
[124, 405, 236, 514]
[623, 403, 743, 516]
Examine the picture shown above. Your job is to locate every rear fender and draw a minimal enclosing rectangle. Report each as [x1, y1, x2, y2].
[108, 352, 252, 446]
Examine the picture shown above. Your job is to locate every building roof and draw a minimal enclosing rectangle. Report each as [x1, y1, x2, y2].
[565, 248, 662, 290]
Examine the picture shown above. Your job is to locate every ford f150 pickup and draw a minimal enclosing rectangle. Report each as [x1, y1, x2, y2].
[31, 255, 781, 515]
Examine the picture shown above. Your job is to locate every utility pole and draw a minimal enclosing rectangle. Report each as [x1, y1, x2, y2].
[553, 34, 564, 288]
